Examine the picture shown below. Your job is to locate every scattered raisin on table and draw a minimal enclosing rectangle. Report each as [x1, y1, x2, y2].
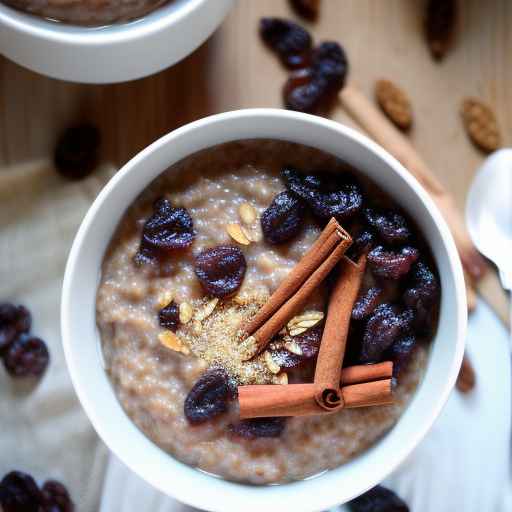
[0, 471, 44, 512]
[261, 191, 305, 244]
[284, 41, 348, 113]
[0, 303, 31, 355]
[289, 0, 320, 21]
[158, 301, 180, 332]
[424, 0, 457, 61]
[2, 335, 49, 378]
[259, 17, 312, 69]
[194, 245, 246, 298]
[461, 98, 502, 154]
[54, 124, 100, 180]
[42, 480, 74, 512]
[348, 484, 409, 512]
[282, 167, 363, 221]
[375, 79, 413, 131]
[184, 368, 236, 425]
[270, 324, 323, 369]
[229, 417, 286, 439]
[456, 354, 476, 393]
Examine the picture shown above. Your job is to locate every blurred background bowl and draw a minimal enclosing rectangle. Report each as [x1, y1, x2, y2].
[0, 0, 233, 83]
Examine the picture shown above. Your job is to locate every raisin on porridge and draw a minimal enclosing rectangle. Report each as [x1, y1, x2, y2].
[1, 0, 173, 26]
[96, 140, 440, 484]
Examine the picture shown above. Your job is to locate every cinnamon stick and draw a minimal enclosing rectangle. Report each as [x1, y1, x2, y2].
[314, 254, 367, 410]
[243, 218, 350, 336]
[242, 225, 352, 359]
[238, 377, 393, 419]
[339, 84, 488, 281]
[341, 361, 393, 385]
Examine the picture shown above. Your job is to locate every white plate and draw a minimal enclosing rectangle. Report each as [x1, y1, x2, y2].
[100, 299, 511, 512]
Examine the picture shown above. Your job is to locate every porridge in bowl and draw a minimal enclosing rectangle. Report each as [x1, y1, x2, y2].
[96, 140, 440, 484]
[1, 0, 173, 25]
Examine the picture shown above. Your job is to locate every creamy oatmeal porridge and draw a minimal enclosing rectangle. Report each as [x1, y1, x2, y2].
[2, 0, 172, 25]
[96, 140, 440, 484]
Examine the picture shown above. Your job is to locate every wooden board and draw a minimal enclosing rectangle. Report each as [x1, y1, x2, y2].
[0, 0, 509, 320]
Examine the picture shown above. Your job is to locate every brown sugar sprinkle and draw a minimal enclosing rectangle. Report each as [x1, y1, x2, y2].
[461, 98, 502, 153]
[177, 293, 281, 385]
[375, 79, 413, 131]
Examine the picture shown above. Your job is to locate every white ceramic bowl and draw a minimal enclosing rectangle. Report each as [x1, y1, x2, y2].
[62, 109, 466, 512]
[0, 0, 233, 83]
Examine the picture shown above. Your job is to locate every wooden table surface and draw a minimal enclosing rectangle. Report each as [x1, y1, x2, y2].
[0, 0, 510, 318]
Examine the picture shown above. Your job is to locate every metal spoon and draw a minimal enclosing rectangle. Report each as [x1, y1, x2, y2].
[466, 149, 512, 292]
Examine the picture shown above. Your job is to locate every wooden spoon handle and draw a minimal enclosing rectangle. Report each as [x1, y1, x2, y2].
[338, 84, 488, 281]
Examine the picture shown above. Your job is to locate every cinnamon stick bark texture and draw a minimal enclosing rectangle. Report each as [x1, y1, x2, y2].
[314, 254, 367, 410]
[238, 363, 394, 419]
[238, 379, 393, 418]
[339, 84, 488, 281]
[241, 219, 352, 359]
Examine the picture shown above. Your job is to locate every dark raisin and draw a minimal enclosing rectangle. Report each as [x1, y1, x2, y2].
[42, 481, 74, 512]
[346, 230, 375, 260]
[363, 207, 411, 245]
[360, 304, 413, 363]
[259, 18, 312, 69]
[425, 0, 457, 61]
[368, 246, 419, 280]
[0, 471, 44, 512]
[184, 368, 235, 425]
[0, 304, 31, 354]
[140, 198, 194, 253]
[289, 0, 320, 21]
[54, 124, 100, 180]
[261, 191, 305, 244]
[348, 484, 409, 512]
[195, 245, 246, 298]
[311, 41, 348, 92]
[229, 417, 286, 439]
[3, 335, 49, 378]
[270, 324, 323, 369]
[385, 334, 417, 378]
[284, 74, 331, 113]
[352, 287, 383, 321]
[403, 261, 440, 334]
[158, 301, 180, 331]
[282, 167, 363, 221]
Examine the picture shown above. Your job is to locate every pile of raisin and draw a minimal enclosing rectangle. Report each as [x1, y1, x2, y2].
[259, 18, 348, 114]
[184, 368, 236, 425]
[0, 303, 49, 380]
[54, 124, 100, 181]
[0, 471, 74, 512]
[348, 484, 409, 512]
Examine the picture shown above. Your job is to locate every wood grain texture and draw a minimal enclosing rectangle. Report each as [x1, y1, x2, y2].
[0, 0, 509, 321]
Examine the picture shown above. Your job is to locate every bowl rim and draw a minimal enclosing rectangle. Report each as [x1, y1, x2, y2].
[0, 0, 206, 45]
[61, 108, 467, 511]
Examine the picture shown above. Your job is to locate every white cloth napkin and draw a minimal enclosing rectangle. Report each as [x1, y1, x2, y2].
[0, 160, 115, 511]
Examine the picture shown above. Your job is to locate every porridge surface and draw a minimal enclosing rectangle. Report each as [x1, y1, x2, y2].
[2, 0, 171, 25]
[97, 140, 430, 484]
